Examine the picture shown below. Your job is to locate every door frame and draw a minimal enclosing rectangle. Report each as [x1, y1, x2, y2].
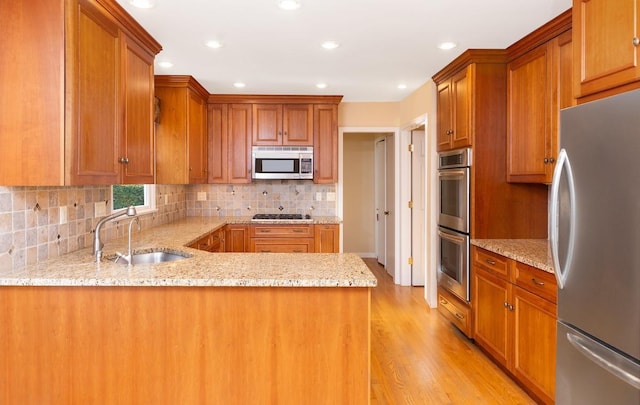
[374, 137, 387, 268]
[339, 127, 399, 283]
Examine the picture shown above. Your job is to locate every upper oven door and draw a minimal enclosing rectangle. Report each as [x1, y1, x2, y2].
[438, 167, 469, 233]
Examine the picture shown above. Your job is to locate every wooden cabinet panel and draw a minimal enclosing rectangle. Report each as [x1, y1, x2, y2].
[513, 261, 557, 304]
[228, 104, 252, 183]
[68, 0, 121, 185]
[250, 224, 314, 238]
[574, 0, 640, 99]
[436, 66, 471, 151]
[314, 224, 340, 253]
[512, 286, 557, 405]
[207, 104, 228, 183]
[437, 287, 472, 338]
[473, 267, 511, 368]
[251, 239, 314, 253]
[473, 247, 510, 279]
[436, 80, 453, 151]
[313, 104, 338, 183]
[187, 90, 207, 183]
[252, 104, 281, 145]
[122, 35, 155, 184]
[155, 76, 208, 184]
[224, 225, 249, 252]
[507, 26, 573, 184]
[283, 104, 313, 145]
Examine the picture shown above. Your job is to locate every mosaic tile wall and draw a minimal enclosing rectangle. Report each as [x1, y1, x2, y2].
[0, 185, 187, 271]
[186, 181, 338, 217]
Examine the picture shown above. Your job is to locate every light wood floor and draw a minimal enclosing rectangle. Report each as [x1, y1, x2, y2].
[366, 259, 536, 405]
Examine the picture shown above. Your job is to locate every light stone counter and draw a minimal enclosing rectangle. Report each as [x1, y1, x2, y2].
[471, 239, 554, 273]
[0, 216, 376, 288]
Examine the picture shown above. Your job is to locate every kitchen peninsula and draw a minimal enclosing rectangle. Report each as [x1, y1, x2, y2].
[0, 217, 376, 404]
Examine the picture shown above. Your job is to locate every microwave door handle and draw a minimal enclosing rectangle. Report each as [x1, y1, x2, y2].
[549, 148, 576, 290]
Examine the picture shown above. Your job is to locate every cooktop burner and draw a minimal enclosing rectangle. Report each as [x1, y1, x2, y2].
[252, 213, 312, 221]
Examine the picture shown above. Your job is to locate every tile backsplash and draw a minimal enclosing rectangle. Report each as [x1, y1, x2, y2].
[0, 185, 187, 271]
[186, 181, 337, 217]
[0, 181, 337, 271]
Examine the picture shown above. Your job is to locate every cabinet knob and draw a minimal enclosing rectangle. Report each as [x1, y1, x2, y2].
[119, 157, 129, 164]
[633, 37, 639, 47]
[189, 167, 193, 171]
[504, 302, 509, 308]
[544, 158, 549, 164]
[548, 157, 555, 164]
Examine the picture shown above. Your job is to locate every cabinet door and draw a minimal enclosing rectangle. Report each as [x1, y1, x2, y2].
[472, 267, 511, 369]
[507, 43, 552, 183]
[68, 0, 121, 185]
[208, 104, 228, 183]
[574, 0, 640, 98]
[313, 104, 338, 183]
[228, 104, 252, 183]
[224, 225, 249, 252]
[121, 35, 155, 184]
[251, 239, 314, 253]
[451, 67, 472, 149]
[282, 104, 313, 145]
[314, 224, 340, 253]
[252, 104, 282, 145]
[187, 90, 207, 184]
[436, 80, 453, 151]
[512, 286, 557, 404]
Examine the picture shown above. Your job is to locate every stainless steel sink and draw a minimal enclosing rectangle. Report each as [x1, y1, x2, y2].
[110, 250, 192, 265]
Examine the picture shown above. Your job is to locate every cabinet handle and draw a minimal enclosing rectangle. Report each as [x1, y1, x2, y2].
[454, 313, 465, 320]
[531, 278, 545, 286]
[508, 304, 515, 311]
[504, 301, 509, 308]
[548, 157, 555, 163]
[440, 299, 448, 305]
[633, 37, 640, 47]
[293, 249, 303, 253]
[292, 229, 304, 233]
[544, 158, 549, 164]
[486, 259, 496, 265]
[119, 157, 129, 164]
[260, 249, 271, 253]
[189, 167, 193, 171]
[259, 229, 271, 233]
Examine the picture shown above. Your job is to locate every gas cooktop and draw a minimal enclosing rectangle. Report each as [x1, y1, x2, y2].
[252, 213, 312, 221]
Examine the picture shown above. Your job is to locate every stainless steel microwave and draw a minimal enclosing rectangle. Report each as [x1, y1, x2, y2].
[251, 146, 314, 180]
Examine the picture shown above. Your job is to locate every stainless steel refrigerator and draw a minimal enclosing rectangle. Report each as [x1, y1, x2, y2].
[550, 89, 640, 404]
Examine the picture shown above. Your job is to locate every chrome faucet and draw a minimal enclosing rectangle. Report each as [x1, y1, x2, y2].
[114, 216, 141, 265]
[94, 206, 137, 262]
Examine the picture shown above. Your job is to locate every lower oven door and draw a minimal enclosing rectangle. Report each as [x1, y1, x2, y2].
[437, 226, 470, 302]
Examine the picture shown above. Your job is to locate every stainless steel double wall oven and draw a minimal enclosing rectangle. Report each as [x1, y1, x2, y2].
[437, 148, 471, 302]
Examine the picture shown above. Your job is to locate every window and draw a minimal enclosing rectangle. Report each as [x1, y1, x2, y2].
[111, 184, 156, 213]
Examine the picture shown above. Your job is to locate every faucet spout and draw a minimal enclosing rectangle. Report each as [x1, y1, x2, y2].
[94, 206, 137, 262]
[115, 216, 141, 266]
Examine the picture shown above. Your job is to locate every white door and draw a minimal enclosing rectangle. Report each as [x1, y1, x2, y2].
[411, 129, 426, 285]
[375, 138, 387, 268]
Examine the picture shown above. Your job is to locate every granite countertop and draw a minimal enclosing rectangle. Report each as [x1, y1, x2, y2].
[471, 239, 554, 274]
[0, 216, 377, 288]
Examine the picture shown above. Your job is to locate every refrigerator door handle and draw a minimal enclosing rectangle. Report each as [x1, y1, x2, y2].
[549, 148, 575, 289]
[566, 331, 640, 390]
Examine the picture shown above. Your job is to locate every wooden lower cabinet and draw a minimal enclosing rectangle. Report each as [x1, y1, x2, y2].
[224, 225, 249, 252]
[187, 227, 225, 252]
[314, 224, 340, 253]
[472, 246, 557, 404]
[251, 238, 314, 253]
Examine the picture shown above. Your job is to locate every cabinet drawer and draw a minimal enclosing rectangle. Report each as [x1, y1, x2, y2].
[437, 287, 472, 338]
[472, 247, 510, 279]
[250, 238, 314, 253]
[514, 261, 557, 304]
[250, 224, 313, 238]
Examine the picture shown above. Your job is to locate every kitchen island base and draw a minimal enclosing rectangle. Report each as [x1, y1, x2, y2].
[0, 286, 371, 404]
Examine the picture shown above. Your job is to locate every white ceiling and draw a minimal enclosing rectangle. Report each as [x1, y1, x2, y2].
[116, 0, 571, 102]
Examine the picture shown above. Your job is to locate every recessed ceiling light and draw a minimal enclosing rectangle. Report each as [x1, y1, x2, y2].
[206, 40, 223, 49]
[438, 42, 457, 50]
[397, 84, 407, 89]
[129, 0, 155, 8]
[157, 61, 173, 68]
[316, 83, 328, 89]
[233, 82, 246, 88]
[278, 0, 301, 10]
[321, 41, 340, 50]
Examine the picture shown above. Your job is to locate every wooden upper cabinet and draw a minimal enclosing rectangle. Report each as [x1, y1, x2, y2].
[573, 0, 640, 100]
[155, 76, 208, 184]
[227, 104, 253, 183]
[313, 104, 338, 184]
[208, 102, 253, 184]
[0, 0, 160, 186]
[436, 66, 472, 151]
[252, 104, 313, 145]
[506, 11, 572, 184]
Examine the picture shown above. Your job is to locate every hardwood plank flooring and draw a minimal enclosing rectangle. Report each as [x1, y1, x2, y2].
[366, 259, 536, 405]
